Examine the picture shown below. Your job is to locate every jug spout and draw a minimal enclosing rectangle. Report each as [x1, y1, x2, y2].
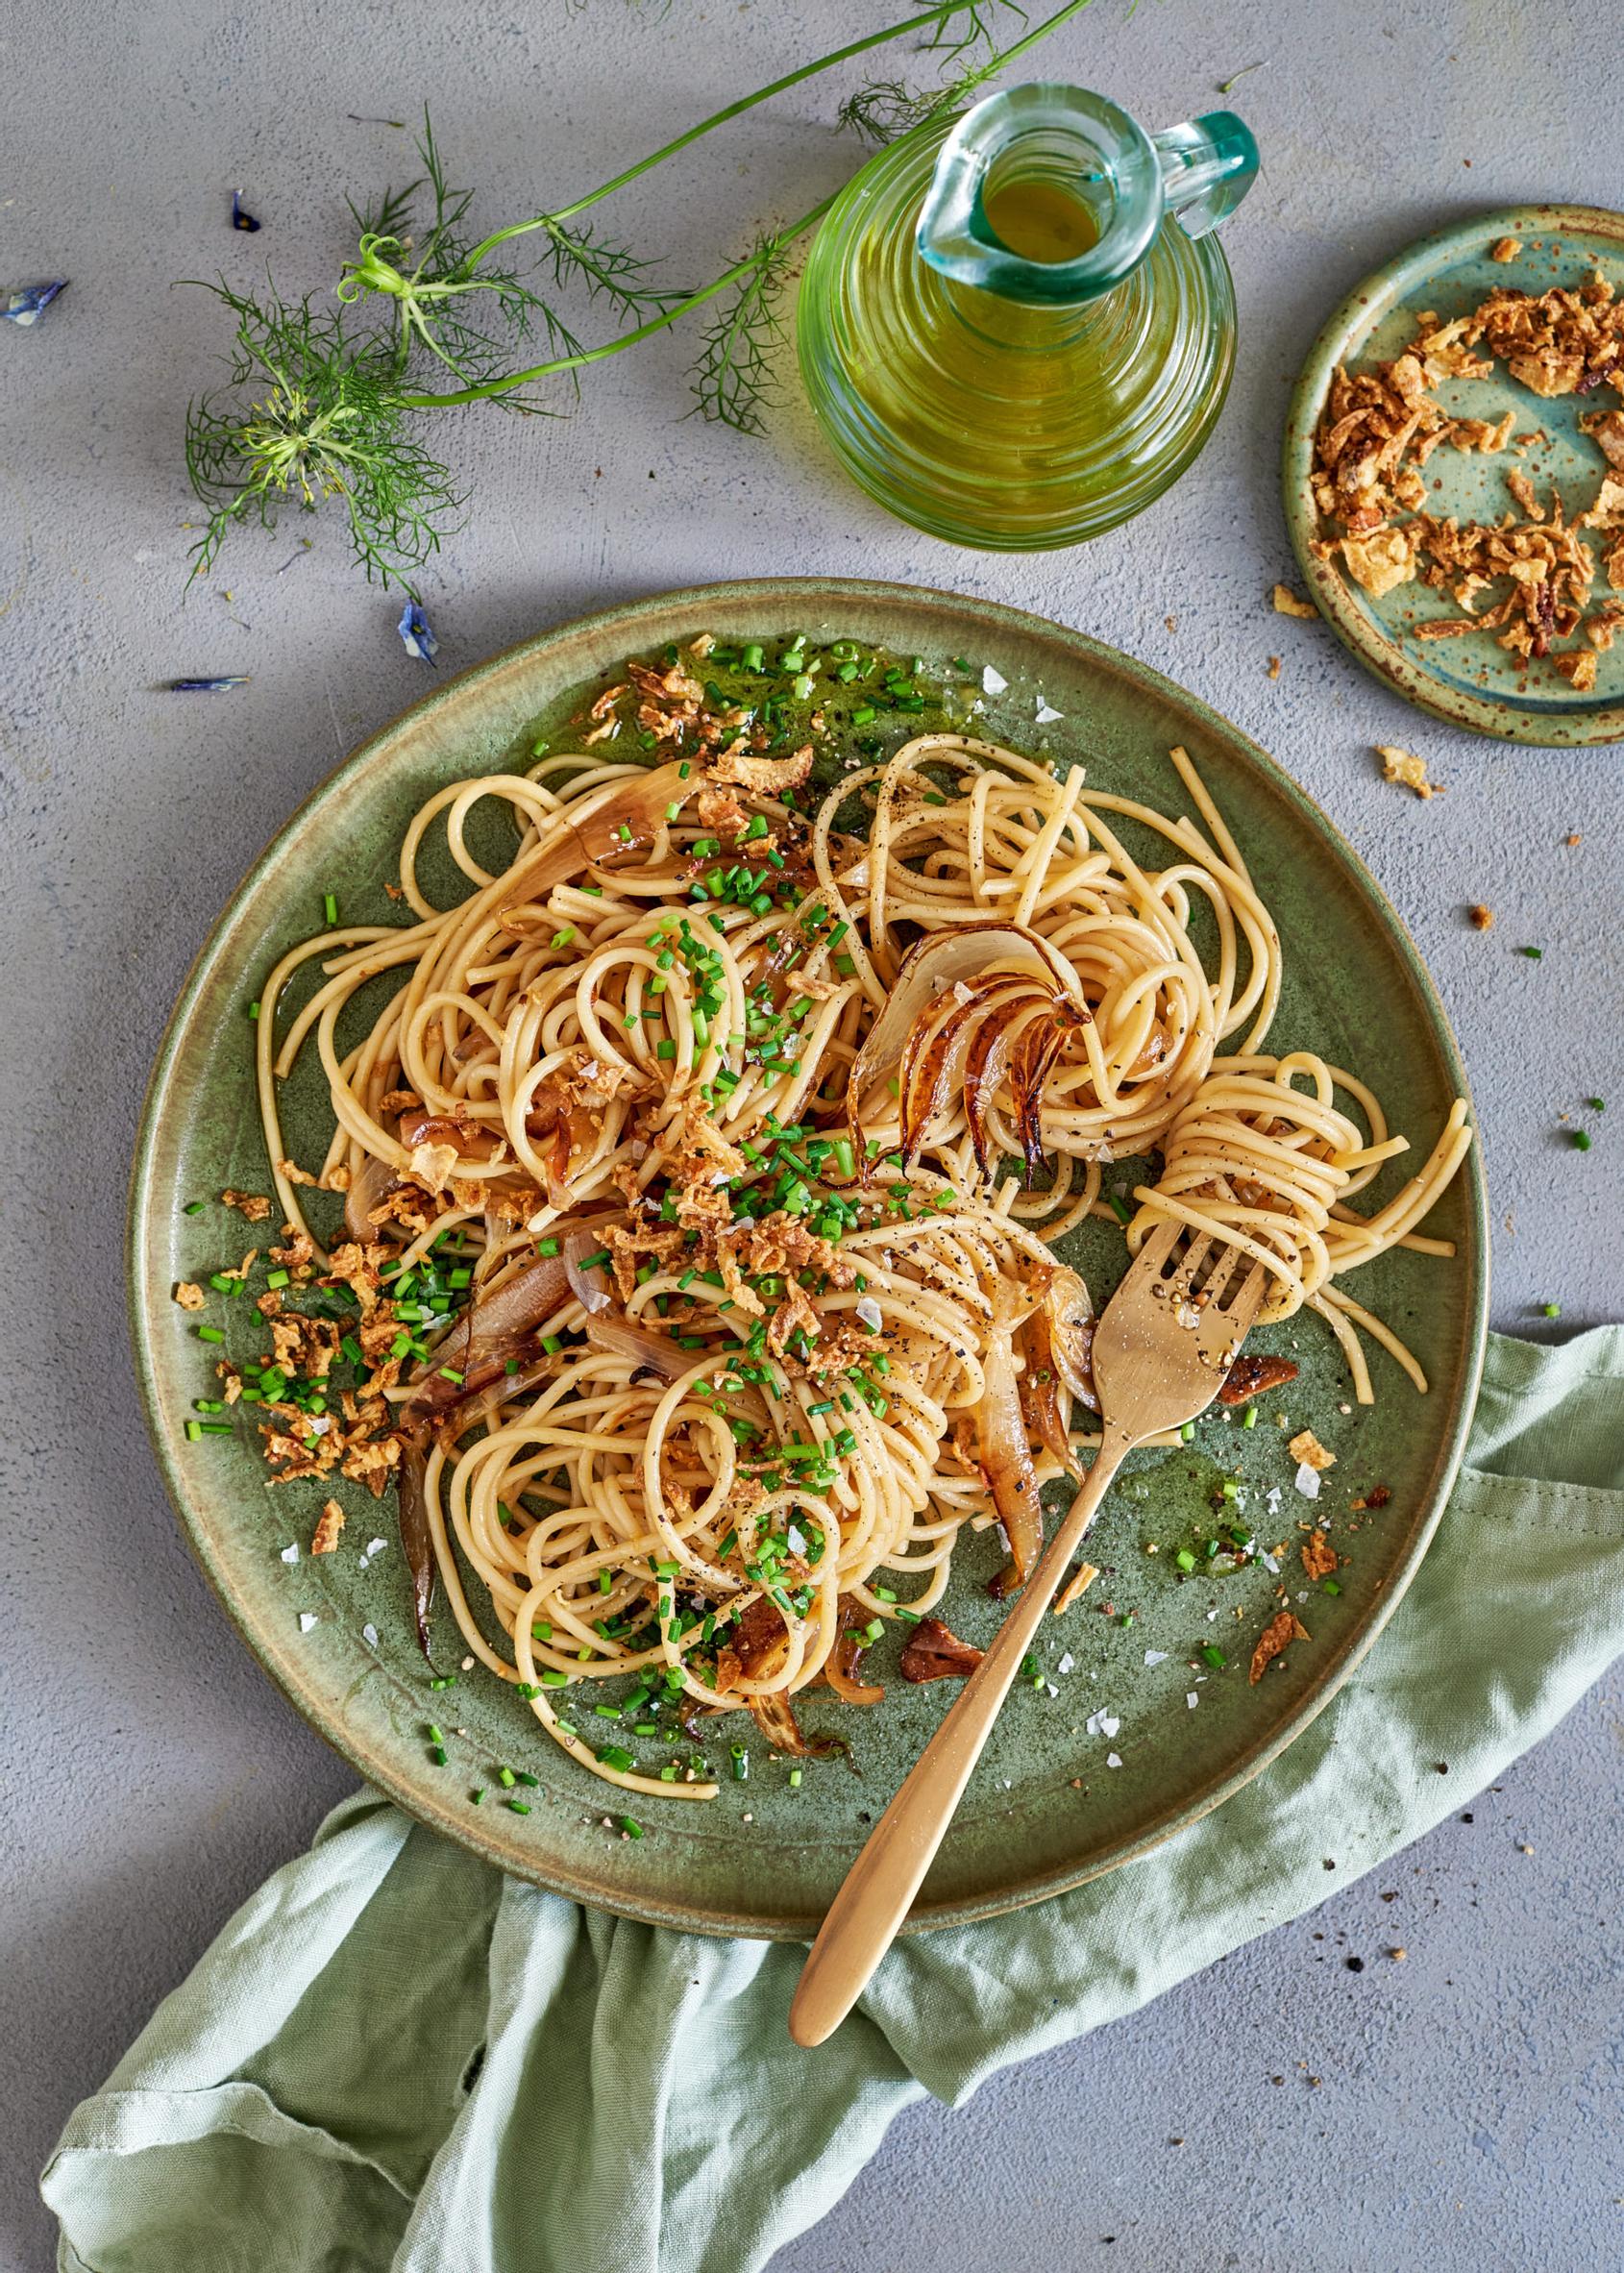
[917, 84, 1258, 307]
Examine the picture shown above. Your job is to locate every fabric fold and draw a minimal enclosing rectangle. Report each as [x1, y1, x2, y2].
[43, 1328, 1624, 2273]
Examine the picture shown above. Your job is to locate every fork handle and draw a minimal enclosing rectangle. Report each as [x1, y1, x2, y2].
[788, 1424, 1139, 2048]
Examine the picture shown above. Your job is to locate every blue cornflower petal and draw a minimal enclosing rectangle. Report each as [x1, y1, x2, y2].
[167, 676, 251, 692]
[3, 282, 68, 327]
[232, 190, 261, 234]
[397, 601, 438, 665]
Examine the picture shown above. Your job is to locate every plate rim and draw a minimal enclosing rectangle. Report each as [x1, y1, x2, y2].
[127, 575, 1490, 1938]
[1281, 200, 1624, 750]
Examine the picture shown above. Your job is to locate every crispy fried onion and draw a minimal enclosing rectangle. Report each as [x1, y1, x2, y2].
[845, 924, 1088, 1180]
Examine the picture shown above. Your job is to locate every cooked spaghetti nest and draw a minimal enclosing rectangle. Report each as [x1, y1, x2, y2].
[253, 710, 1470, 1798]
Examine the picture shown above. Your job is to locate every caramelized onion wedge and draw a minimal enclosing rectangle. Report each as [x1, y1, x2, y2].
[584, 1312, 695, 1381]
[898, 972, 1034, 1167]
[827, 1600, 886, 1706]
[563, 1225, 613, 1315]
[397, 1444, 435, 1659]
[977, 1273, 1047, 1588]
[1044, 1264, 1098, 1414]
[963, 989, 1055, 1178]
[343, 1151, 400, 1241]
[404, 1252, 573, 1430]
[502, 762, 697, 906]
[846, 924, 1081, 1158]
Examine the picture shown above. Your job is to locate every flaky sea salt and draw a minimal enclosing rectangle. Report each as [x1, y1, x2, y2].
[298, 1612, 317, 1633]
[1144, 1649, 1169, 1668]
[1106, 1752, 1122, 1769]
[280, 1544, 299, 1565]
[982, 663, 1008, 695]
[1035, 698, 1064, 725]
[855, 1295, 883, 1330]
[362, 1623, 379, 1648]
[1294, 1463, 1322, 1500]
[1056, 1651, 1074, 1675]
[1187, 1692, 1199, 1709]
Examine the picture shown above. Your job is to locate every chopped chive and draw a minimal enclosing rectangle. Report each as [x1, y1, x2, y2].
[1108, 1194, 1133, 1226]
[184, 1198, 205, 1216]
[1200, 1643, 1226, 1668]
[195, 1323, 226, 1344]
[1516, 946, 1543, 959]
[1175, 1548, 1197, 1572]
[1242, 1405, 1258, 1429]
[505, 1798, 531, 1814]
[323, 892, 338, 926]
[1569, 1130, 1592, 1150]
[620, 1815, 644, 1839]
[1180, 1421, 1195, 1443]
[1321, 1577, 1341, 1595]
[1541, 1301, 1562, 1319]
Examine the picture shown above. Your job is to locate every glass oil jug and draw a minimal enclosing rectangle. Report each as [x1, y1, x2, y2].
[796, 85, 1259, 550]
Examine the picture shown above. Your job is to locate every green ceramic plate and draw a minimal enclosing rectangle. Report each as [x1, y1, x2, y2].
[1284, 203, 1624, 746]
[129, 580, 1488, 1939]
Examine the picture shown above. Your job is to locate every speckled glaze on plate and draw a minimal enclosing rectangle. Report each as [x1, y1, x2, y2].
[1283, 203, 1624, 747]
[129, 580, 1488, 1939]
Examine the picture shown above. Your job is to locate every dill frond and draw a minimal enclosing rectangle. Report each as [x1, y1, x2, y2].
[688, 230, 794, 435]
[183, 279, 464, 590]
[919, 0, 1026, 56]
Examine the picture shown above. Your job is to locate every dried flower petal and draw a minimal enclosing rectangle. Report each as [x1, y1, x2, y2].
[167, 675, 250, 692]
[232, 190, 261, 234]
[397, 600, 438, 664]
[3, 281, 67, 326]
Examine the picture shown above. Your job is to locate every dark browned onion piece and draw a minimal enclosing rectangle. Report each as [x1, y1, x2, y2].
[898, 1616, 984, 1683]
[397, 1444, 435, 1659]
[898, 973, 1033, 1168]
[746, 1692, 850, 1762]
[827, 1602, 886, 1706]
[963, 990, 1054, 1179]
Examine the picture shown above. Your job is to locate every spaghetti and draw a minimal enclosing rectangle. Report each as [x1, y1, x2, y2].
[250, 655, 1470, 1798]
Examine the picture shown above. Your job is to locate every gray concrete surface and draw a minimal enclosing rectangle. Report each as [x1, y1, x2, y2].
[3, 1, 1621, 2267]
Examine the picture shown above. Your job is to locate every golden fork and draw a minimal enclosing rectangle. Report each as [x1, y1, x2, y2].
[788, 1221, 1271, 2047]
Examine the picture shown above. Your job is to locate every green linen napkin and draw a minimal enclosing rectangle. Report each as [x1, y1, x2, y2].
[44, 1327, 1624, 2273]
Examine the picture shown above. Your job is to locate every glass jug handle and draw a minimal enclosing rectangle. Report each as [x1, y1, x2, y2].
[1151, 111, 1258, 240]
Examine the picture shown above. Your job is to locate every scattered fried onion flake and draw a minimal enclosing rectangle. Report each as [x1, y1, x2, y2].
[1250, 1610, 1311, 1683]
[1272, 582, 1319, 619]
[311, 1500, 347, 1555]
[1377, 745, 1445, 799]
[1289, 1428, 1337, 1472]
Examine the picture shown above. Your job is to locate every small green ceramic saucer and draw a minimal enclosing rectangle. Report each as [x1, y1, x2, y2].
[129, 580, 1488, 1939]
[1283, 203, 1624, 747]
